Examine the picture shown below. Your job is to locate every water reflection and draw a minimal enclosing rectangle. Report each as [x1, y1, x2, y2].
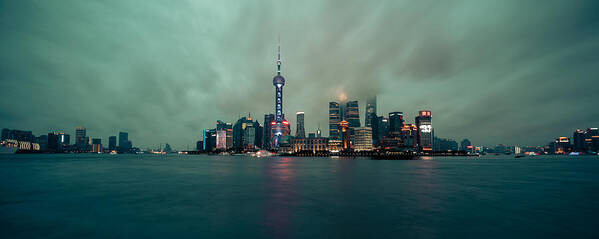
[263, 157, 296, 238]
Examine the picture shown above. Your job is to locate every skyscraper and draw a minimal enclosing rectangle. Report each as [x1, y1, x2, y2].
[271, 43, 290, 148]
[263, 114, 274, 149]
[345, 101, 360, 129]
[329, 102, 341, 140]
[296, 111, 305, 138]
[118, 132, 131, 153]
[108, 136, 117, 151]
[573, 129, 586, 151]
[365, 96, 377, 128]
[388, 112, 404, 136]
[75, 126, 87, 148]
[416, 110, 433, 152]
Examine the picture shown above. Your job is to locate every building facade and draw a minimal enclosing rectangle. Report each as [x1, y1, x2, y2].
[354, 127, 373, 151]
[328, 102, 341, 140]
[296, 111, 305, 138]
[415, 110, 433, 152]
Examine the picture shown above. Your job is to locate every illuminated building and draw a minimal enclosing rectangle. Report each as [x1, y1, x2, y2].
[553, 137, 572, 154]
[573, 129, 586, 152]
[345, 100, 360, 129]
[588, 128, 598, 152]
[388, 112, 404, 136]
[415, 110, 433, 152]
[291, 137, 328, 153]
[271, 43, 290, 148]
[263, 114, 274, 149]
[216, 129, 227, 150]
[108, 136, 116, 151]
[317, 124, 322, 138]
[400, 124, 418, 149]
[203, 129, 216, 151]
[92, 138, 102, 153]
[328, 139, 343, 153]
[217, 120, 233, 150]
[354, 127, 373, 151]
[329, 102, 341, 140]
[296, 111, 305, 138]
[339, 120, 351, 149]
[365, 96, 377, 127]
[372, 116, 389, 146]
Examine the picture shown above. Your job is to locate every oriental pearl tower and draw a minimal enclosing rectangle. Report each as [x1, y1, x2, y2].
[271, 44, 290, 148]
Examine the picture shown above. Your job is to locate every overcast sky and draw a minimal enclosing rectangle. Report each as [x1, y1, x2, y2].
[1, 0, 598, 149]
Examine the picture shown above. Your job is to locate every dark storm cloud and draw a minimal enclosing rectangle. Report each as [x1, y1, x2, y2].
[1, 0, 598, 148]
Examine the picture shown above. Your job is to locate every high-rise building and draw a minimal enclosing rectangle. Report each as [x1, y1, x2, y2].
[108, 136, 117, 151]
[296, 111, 305, 138]
[263, 114, 274, 149]
[118, 132, 131, 153]
[354, 127, 373, 151]
[388, 112, 404, 136]
[365, 96, 377, 128]
[75, 126, 87, 148]
[573, 129, 586, 151]
[415, 110, 433, 152]
[317, 124, 322, 138]
[400, 124, 418, 149]
[47, 133, 59, 152]
[329, 102, 341, 140]
[217, 120, 233, 150]
[216, 129, 227, 150]
[203, 129, 216, 151]
[92, 138, 102, 153]
[372, 116, 389, 146]
[271, 43, 290, 148]
[345, 100, 360, 129]
[58, 133, 70, 151]
[587, 128, 599, 152]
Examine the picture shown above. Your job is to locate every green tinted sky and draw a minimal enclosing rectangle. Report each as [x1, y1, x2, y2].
[1, 0, 598, 149]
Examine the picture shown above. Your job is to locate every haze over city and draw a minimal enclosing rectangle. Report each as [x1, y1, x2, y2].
[1, 0, 598, 149]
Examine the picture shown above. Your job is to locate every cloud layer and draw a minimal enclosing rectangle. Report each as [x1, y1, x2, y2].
[1, 0, 598, 149]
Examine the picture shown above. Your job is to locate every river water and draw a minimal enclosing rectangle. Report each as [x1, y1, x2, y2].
[1, 154, 598, 238]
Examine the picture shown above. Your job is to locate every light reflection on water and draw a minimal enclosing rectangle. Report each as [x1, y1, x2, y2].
[0, 154, 598, 238]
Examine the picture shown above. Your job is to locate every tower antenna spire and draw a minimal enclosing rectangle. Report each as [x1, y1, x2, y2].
[277, 36, 281, 76]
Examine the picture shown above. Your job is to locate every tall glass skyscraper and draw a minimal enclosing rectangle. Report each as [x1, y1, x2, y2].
[365, 96, 377, 127]
[328, 102, 341, 139]
[415, 110, 433, 152]
[345, 101, 360, 129]
[296, 111, 305, 138]
[388, 112, 404, 136]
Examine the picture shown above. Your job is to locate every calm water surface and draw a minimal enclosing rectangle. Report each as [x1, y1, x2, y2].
[1, 154, 598, 238]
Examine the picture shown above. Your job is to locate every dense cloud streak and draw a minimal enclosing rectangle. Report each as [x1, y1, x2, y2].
[1, 0, 598, 148]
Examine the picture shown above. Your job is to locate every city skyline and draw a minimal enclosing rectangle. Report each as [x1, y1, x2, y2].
[1, 1, 599, 149]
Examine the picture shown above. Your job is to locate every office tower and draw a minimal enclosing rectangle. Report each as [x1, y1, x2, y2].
[108, 136, 117, 151]
[296, 111, 305, 138]
[216, 130, 227, 150]
[329, 102, 341, 140]
[244, 123, 256, 149]
[365, 96, 377, 127]
[1, 128, 35, 142]
[164, 143, 172, 153]
[400, 124, 418, 149]
[118, 132, 131, 152]
[553, 137, 572, 154]
[388, 112, 404, 135]
[271, 43, 290, 148]
[573, 129, 586, 151]
[58, 133, 70, 146]
[217, 120, 233, 150]
[75, 126, 87, 148]
[345, 101, 360, 129]
[263, 114, 274, 149]
[47, 133, 59, 152]
[203, 129, 216, 151]
[415, 110, 433, 152]
[92, 138, 102, 153]
[587, 128, 599, 151]
[255, 122, 263, 149]
[339, 120, 351, 149]
[354, 127, 373, 151]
